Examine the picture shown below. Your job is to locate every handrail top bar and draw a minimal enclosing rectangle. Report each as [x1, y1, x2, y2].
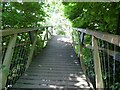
[73, 28, 120, 47]
[0, 26, 53, 37]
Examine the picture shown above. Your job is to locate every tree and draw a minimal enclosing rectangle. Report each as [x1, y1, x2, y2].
[2, 2, 47, 29]
[63, 2, 120, 35]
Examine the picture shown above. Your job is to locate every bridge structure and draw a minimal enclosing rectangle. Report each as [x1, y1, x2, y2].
[0, 26, 120, 89]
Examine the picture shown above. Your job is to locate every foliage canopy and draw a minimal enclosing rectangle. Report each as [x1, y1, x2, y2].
[63, 2, 120, 35]
[2, 2, 47, 29]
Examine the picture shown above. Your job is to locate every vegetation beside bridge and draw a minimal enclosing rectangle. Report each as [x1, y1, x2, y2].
[1, 1, 120, 89]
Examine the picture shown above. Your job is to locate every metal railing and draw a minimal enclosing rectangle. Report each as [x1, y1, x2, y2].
[72, 28, 120, 89]
[0, 26, 53, 89]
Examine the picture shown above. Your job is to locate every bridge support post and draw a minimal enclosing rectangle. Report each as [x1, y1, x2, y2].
[26, 31, 38, 70]
[1, 34, 17, 89]
[77, 31, 94, 89]
[92, 36, 104, 88]
[77, 31, 86, 73]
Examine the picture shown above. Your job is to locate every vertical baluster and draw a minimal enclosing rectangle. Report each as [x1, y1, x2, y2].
[71, 31, 75, 51]
[48, 27, 52, 39]
[43, 27, 48, 46]
[46, 27, 48, 41]
[92, 36, 104, 88]
[51, 26, 53, 36]
[77, 31, 80, 58]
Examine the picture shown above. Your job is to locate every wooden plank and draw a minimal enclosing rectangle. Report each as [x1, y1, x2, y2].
[31, 60, 78, 63]
[13, 83, 88, 89]
[22, 74, 84, 81]
[28, 67, 80, 72]
[19, 75, 85, 82]
[1, 34, 17, 89]
[30, 63, 79, 66]
[21, 74, 82, 79]
[13, 83, 48, 88]
[25, 70, 82, 75]
[27, 67, 80, 72]
[29, 65, 80, 69]
[92, 36, 104, 88]
[12, 36, 90, 89]
[26, 70, 81, 74]
[0, 26, 53, 37]
[73, 28, 120, 47]
[16, 79, 89, 87]
[0, 27, 38, 37]
[31, 60, 78, 64]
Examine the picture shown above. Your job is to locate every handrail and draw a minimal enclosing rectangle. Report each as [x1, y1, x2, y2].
[73, 28, 120, 47]
[85, 45, 120, 62]
[0, 26, 53, 37]
[1, 26, 53, 89]
[72, 27, 120, 89]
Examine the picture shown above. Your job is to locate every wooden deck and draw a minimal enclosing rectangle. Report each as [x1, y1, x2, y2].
[13, 36, 90, 89]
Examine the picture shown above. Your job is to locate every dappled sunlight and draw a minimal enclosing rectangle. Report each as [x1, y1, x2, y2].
[19, 35, 92, 89]
[70, 55, 74, 57]
[49, 85, 64, 89]
[45, 1, 72, 37]
[2, 1, 119, 89]
[69, 74, 90, 88]
[59, 54, 63, 57]
[47, 73, 90, 89]
[68, 73, 90, 88]
[57, 37, 72, 43]
[12, 35, 92, 89]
